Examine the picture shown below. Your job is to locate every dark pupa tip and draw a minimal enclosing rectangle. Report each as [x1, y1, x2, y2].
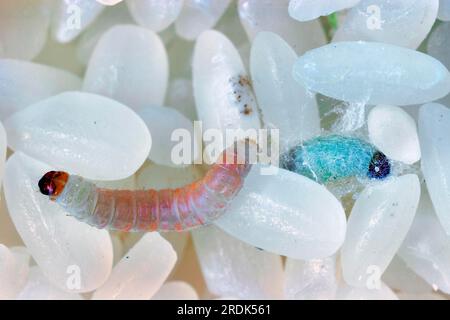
[368, 151, 391, 180]
[38, 171, 69, 198]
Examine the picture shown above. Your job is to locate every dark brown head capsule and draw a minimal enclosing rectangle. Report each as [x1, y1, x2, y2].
[367, 151, 391, 180]
[38, 171, 69, 199]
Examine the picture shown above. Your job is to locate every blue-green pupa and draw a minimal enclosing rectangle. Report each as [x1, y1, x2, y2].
[281, 135, 391, 183]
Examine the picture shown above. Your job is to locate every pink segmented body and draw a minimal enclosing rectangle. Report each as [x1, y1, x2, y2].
[91, 161, 250, 232]
[39, 142, 253, 232]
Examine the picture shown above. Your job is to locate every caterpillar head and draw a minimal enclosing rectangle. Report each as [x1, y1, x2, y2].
[38, 171, 69, 200]
[367, 151, 391, 180]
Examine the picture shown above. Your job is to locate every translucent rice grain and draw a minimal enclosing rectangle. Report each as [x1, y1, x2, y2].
[239, 0, 326, 56]
[193, 30, 261, 158]
[284, 256, 338, 300]
[216, 165, 347, 260]
[0, 0, 52, 60]
[341, 174, 421, 287]
[83, 25, 168, 111]
[76, 3, 134, 65]
[419, 103, 450, 235]
[0, 60, 81, 120]
[127, 0, 184, 32]
[250, 32, 320, 152]
[52, 0, 105, 43]
[193, 225, 284, 299]
[333, 0, 439, 49]
[293, 42, 450, 106]
[427, 22, 450, 107]
[137, 105, 201, 167]
[398, 190, 450, 294]
[17, 266, 83, 300]
[3, 152, 113, 292]
[4, 92, 151, 180]
[175, 0, 232, 40]
[0, 245, 30, 299]
[368, 105, 421, 164]
[288, 0, 361, 22]
[92, 233, 176, 300]
[382, 256, 432, 294]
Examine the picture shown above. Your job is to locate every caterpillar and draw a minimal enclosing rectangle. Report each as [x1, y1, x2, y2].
[38, 140, 255, 232]
[280, 135, 391, 183]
